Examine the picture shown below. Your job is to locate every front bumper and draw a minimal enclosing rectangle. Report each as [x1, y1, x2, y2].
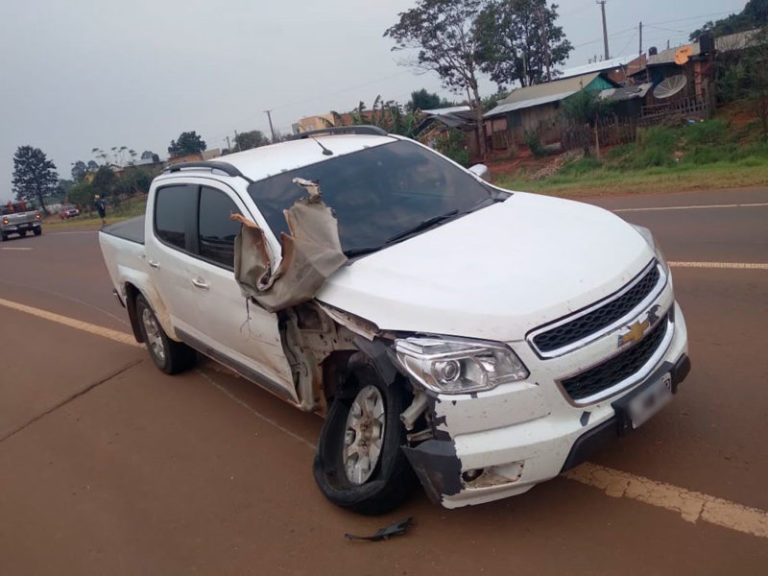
[3, 222, 41, 234]
[403, 302, 689, 509]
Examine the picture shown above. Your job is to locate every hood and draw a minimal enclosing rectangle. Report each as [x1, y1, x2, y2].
[315, 191, 653, 342]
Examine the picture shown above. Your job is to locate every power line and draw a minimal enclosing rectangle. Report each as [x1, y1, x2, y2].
[644, 10, 736, 27]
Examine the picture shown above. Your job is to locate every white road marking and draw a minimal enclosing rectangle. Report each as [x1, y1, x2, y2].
[0, 297, 141, 348]
[615, 202, 768, 213]
[669, 261, 768, 270]
[1, 247, 33, 251]
[4, 297, 768, 539]
[565, 463, 768, 540]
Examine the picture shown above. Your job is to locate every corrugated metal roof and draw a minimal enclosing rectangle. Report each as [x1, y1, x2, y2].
[421, 105, 472, 115]
[484, 91, 579, 118]
[558, 55, 637, 80]
[483, 72, 601, 118]
[599, 83, 652, 102]
[648, 42, 701, 66]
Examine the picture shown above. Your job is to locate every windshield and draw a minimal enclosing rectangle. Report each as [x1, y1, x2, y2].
[247, 140, 507, 255]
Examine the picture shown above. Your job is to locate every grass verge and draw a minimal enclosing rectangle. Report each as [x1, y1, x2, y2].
[496, 161, 768, 197]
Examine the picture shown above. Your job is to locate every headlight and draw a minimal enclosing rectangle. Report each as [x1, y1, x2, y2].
[395, 337, 529, 394]
[631, 224, 668, 272]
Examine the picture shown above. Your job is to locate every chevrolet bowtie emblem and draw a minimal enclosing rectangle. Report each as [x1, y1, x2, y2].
[618, 305, 661, 347]
[618, 319, 650, 346]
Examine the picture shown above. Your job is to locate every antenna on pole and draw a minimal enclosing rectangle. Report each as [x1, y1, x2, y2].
[597, 0, 610, 60]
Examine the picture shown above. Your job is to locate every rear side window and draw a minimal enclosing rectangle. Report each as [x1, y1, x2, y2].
[198, 187, 241, 268]
[155, 185, 196, 250]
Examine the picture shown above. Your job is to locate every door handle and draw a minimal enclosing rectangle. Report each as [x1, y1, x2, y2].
[192, 277, 210, 290]
[147, 258, 159, 269]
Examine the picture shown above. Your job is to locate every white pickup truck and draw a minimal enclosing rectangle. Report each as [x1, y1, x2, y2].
[99, 127, 690, 514]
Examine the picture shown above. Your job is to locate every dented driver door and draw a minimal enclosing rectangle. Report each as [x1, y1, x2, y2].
[155, 181, 297, 402]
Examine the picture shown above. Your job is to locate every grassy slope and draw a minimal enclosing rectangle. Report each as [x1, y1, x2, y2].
[492, 111, 768, 197]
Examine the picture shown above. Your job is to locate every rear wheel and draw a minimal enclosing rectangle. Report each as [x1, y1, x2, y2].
[33, 228, 41, 236]
[313, 354, 416, 515]
[0, 233, 6, 242]
[18, 230, 26, 237]
[135, 294, 196, 374]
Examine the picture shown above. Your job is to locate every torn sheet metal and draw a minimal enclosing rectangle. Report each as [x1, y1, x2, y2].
[233, 179, 348, 313]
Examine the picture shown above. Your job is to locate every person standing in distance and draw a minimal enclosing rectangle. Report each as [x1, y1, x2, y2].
[94, 195, 106, 226]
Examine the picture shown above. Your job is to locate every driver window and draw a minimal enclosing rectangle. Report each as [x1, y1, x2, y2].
[198, 187, 241, 269]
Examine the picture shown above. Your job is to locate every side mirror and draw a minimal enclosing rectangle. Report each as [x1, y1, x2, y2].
[468, 163, 490, 181]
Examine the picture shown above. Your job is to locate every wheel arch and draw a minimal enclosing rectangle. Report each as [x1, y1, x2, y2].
[123, 281, 178, 342]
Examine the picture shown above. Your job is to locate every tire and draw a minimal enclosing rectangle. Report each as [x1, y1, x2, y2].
[33, 228, 41, 236]
[313, 354, 417, 515]
[135, 294, 196, 375]
[1, 233, 6, 242]
[18, 230, 26, 237]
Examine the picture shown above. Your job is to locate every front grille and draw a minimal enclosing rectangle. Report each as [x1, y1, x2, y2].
[560, 313, 669, 402]
[533, 264, 660, 354]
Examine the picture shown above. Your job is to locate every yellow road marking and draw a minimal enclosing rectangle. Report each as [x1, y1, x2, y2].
[615, 202, 768, 213]
[669, 261, 768, 270]
[565, 463, 768, 540]
[0, 297, 141, 348]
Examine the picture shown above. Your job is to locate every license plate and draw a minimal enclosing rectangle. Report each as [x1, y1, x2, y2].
[626, 373, 672, 429]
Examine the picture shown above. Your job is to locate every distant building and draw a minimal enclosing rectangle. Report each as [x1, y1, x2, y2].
[483, 72, 616, 149]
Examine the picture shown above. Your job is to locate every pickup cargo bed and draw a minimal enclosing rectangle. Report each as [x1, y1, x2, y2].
[102, 215, 145, 245]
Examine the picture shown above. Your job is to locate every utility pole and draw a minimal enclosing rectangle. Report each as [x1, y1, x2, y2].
[638, 21, 643, 76]
[225, 135, 231, 152]
[597, 0, 610, 61]
[265, 110, 277, 142]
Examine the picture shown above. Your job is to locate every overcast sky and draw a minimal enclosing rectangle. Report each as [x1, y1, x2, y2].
[0, 0, 747, 203]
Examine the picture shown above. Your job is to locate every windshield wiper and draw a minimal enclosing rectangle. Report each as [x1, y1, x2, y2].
[383, 209, 459, 246]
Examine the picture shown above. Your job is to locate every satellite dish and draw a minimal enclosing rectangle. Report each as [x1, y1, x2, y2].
[653, 75, 688, 99]
[674, 45, 694, 65]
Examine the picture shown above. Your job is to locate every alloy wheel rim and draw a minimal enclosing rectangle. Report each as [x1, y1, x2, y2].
[343, 385, 386, 485]
[141, 308, 166, 365]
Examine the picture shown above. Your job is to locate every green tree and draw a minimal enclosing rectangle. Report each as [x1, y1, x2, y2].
[560, 88, 614, 156]
[235, 129, 269, 151]
[409, 88, 442, 111]
[168, 131, 207, 157]
[690, 0, 768, 40]
[92, 166, 117, 200]
[12, 146, 59, 214]
[475, 0, 572, 88]
[71, 160, 88, 182]
[385, 0, 488, 158]
[57, 179, 75, 200]
[67, 180, 96, 214]
[116, 167, 153, 196]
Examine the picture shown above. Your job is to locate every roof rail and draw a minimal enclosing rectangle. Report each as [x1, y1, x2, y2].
[163, 160, 252, 182]
[288, 125, 388, 140]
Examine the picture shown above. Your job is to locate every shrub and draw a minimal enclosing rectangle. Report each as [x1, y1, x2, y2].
[684, 119, 731, 146]
[524, 130, 546, 157]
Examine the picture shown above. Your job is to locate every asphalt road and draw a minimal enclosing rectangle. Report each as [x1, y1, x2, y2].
[1, 188, 767, 575]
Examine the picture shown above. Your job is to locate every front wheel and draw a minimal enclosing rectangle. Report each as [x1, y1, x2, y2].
[135, 294, 196, 374]
[313, 355, 416, 515]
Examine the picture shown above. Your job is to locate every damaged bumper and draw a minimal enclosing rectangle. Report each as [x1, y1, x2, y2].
[402, 303, 690, 509]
